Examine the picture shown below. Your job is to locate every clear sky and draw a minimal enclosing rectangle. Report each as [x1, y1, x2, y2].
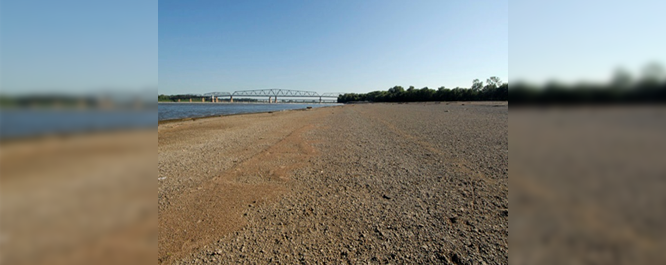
[159, 0, 509, 95]
[0, 0, 157, 95]
[510, 0, 666, 84]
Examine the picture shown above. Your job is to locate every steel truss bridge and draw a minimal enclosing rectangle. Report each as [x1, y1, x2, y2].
[196, 89, 342, 103]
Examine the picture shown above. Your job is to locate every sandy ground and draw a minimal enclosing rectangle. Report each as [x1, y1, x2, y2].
[510, 107, 666, 265]
[158, 102, 508, 264]
[1, 129, 156, 265]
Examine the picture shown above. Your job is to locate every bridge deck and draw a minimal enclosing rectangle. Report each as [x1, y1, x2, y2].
[200, 89, 341, 98]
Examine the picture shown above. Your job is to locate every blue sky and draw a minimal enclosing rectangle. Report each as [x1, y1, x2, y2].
[1, 0, 157, 95]
[510, 0, 666, 84]
[3, 1, 664, 96]
[159, 0, 509, 95]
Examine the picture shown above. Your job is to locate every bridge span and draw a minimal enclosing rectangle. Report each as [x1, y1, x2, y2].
[201, 89, 342, 103]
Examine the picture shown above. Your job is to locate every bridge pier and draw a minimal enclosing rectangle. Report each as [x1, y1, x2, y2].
[202, 98, 205, 103]
[230, 96, 233, 103]
[268, 96, 272, 103]
[274, 97, 277, 103]
[319, 97, 322, 104]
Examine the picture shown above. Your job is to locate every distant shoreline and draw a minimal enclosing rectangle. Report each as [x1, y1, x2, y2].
[157, 101, 339, 104]
[157, 104, 342, 124]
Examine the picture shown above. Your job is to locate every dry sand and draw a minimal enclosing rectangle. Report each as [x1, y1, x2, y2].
[510, 107, 666, 265]
[158, 102, 508, 264]
[1, 129, 156, 265]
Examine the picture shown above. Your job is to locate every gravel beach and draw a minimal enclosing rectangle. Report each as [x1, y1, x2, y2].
[511, 107, 666, 265]
[1, 130, 156, 265]
[158, 102, 508, 264]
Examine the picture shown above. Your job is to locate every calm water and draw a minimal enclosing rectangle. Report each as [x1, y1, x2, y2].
[0, 103, 340, 139]
[0, 109, 156, 139]
[158, 103, 340, 121]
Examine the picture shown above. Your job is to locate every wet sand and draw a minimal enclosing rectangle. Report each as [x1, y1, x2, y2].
[158, 102, 508, 264]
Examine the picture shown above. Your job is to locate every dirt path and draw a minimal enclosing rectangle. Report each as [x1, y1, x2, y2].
[158, 102, 508, 264]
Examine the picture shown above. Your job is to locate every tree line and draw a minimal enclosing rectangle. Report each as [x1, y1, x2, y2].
[510, 64, 666, 105]
[158, 94, 205, 102]
[337, 77, 508, 103]
[509, 76, 666, 105]
[338, 68, 666, 104]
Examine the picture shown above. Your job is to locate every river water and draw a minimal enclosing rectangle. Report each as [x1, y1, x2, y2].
[0, 109, 156, 139]
[157, 103, 340, 121]
[0, 103, 340, 139]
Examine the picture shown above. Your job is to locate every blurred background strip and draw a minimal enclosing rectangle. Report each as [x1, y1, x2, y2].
[0, 0, 157, 264]
[510, 0, 666, 264]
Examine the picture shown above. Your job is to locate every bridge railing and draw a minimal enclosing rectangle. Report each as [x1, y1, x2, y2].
[320, 92, 343, 98]
[201, 89, 343, 98]
[203, 92, 232, 97]
[202, 89, 342, 98]
[232, 89, 320, 97]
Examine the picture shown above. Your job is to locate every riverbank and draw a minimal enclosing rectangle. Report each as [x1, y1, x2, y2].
[1, 129, 156, 265]
[158, 102, 508, 264]
[157, 102, 341, 122]
[158, 102, 339, 104]
[157, 106, 315, 125]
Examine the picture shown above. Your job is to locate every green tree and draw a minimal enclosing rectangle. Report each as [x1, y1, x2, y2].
[472, 79, 484, 91]
[486, 76, 502, 88]
[388, 86, 404, 94]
